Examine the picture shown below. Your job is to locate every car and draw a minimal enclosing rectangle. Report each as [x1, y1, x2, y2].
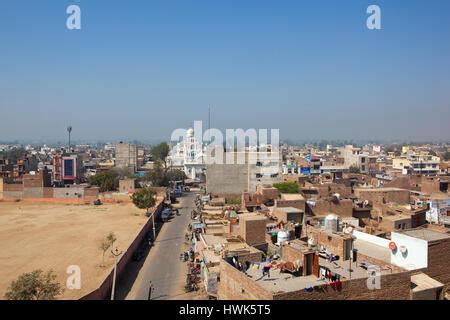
[161, 207, 172, 222]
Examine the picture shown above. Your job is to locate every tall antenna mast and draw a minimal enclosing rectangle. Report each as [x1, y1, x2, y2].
[67, 126, 72, 152]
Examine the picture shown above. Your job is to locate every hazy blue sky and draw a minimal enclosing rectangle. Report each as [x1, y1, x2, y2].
[1, 0, 449, 142]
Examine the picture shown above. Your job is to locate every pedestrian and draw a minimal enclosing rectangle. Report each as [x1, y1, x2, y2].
[262, 262, 272, 278]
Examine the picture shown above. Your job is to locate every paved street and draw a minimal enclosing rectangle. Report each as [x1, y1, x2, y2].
[117, 192, 195, 300]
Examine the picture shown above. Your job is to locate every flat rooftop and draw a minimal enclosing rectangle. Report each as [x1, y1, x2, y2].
[411, 273, 444, 292]
[244, 267, 325, 293]
[280, 194, 305, 201]
[234, 254, 398, 294]
[318, 257, 396, 280]
[398, 228, 450, 242]
[354, 187, 407, 192]
[275, 207, 304, 213]
[238, 213, 267, 221]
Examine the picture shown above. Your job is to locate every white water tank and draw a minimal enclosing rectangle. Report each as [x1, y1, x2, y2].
[307, 238, 316, 249]
[276, 230, 290, 246]
[324, 213, 339, 232]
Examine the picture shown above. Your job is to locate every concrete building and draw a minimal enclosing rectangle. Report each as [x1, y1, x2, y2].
[115, 142, 138, 171]
[339, 145, 369, 174]
[406, 153, 440, 176]
[206, 151, 282, 195]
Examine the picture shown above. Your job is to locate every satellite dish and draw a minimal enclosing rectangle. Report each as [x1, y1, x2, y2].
[399, 245, 408, 254]
[389, 242, 397, 250]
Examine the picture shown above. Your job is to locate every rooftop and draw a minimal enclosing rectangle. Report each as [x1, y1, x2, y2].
[354, 187, 408, 192]
[398, 228, 450, 242]
[411, 273, 444, 292]
[280, 193, 305, 201]
[275, 207, 304, 213]
[243, 267, 325, 293]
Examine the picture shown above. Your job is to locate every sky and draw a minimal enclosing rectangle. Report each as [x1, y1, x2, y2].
[0, 0, 450, 143]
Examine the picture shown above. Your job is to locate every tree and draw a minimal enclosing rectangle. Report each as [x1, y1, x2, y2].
[443, 151, 450, 161]
[99, 238, 111, 266]
[107, 232, 117, 246]
[273, 182, 299, 194]
[151, 142, 170, 169]
[132, 187, 157, 216]
[349, 165, 361, 174]
[145, 162, 169, 187]
[5, 270, 63, 300]
[166, 169, 187, 183]
[88, 170, 119, 192]
[99, 232, 117, 266]
[112, 167, 134, 179]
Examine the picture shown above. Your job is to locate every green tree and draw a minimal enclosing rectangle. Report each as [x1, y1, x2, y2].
[151, 142, 170, 169]
[131, 187, 157, 216]
[88, 170, 119, 192]
[349, 165, 361, 174]
[145, 163, 169, 187]
[5, 270, 63, 300]
[273, 182, 299, 194]
[442, 151, 450, 161]
[166, 169, 187, 183]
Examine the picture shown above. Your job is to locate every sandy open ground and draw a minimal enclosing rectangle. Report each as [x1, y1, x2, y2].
[0, 200, 150, 299]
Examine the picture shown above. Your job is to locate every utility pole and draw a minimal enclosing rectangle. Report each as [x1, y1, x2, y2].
[148, 281, 154, 300]
[110, 247, 123, 300]
[152, 210, 156, 240]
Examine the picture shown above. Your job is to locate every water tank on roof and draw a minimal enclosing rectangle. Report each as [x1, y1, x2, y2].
[307, 238, 317, 250]
[276, 230, 290, 246]
[324, 214, 339, 232]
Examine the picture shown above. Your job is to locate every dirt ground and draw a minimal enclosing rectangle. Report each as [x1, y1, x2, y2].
[0, 201, 150, 300]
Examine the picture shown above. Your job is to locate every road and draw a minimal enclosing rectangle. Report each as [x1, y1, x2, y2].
[118, 192, 195, 300]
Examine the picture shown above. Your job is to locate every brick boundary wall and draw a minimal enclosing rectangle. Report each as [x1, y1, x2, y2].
[79, 201, 164, 300]
[0, 197, 132, 204]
